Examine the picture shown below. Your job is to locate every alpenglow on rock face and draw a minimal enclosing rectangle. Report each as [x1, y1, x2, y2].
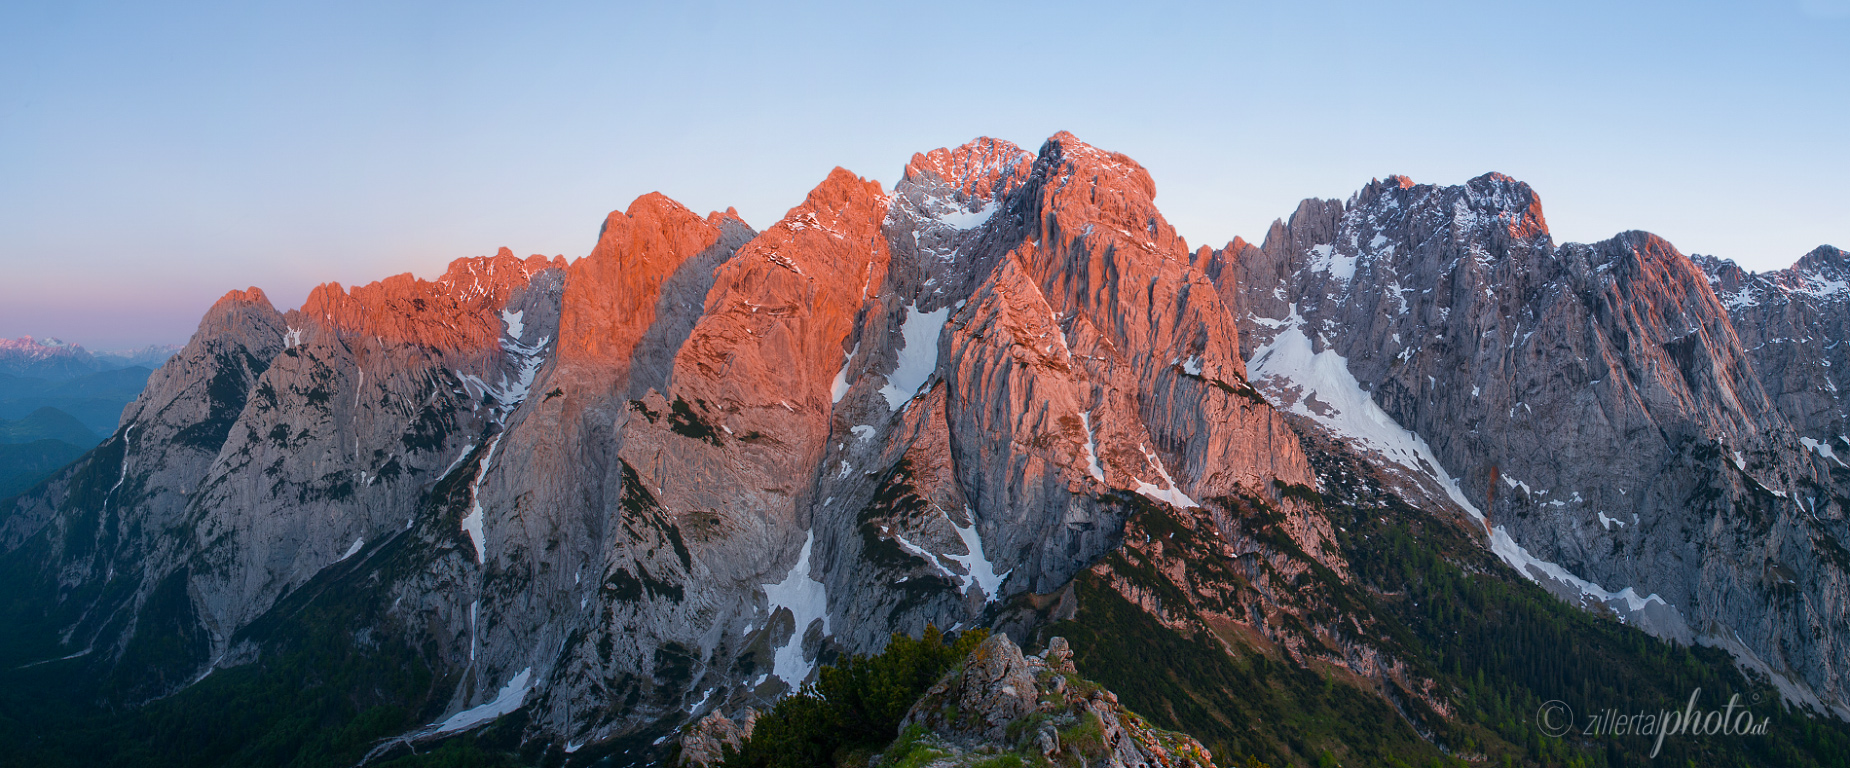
[0, 133, 1318, 754]
[0, 133, 1844, 761]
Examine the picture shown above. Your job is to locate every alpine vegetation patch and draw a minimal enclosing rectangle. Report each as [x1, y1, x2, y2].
[1537, 689, 1773, 758]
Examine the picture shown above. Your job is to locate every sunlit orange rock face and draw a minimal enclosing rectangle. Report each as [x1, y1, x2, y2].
[294, 248, 564, 353]
[673, 168, 891, 412]
[212, 286, 273, 310]
[901, 136, 1033, 200]
[616, 168, 895, 555]
[558, 194, 739, 373]
[956, 131, 1313, 501]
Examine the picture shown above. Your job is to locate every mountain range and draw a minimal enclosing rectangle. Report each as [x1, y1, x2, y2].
[0, 338, 176, 505]
[0, 133, 1845, 768]
[0, 336, 181, 381]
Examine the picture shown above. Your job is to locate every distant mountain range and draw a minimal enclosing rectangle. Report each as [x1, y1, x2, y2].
[0, 134, 1845, 768]
[0, 337, 175, 502]
[0, 335, 180, 380]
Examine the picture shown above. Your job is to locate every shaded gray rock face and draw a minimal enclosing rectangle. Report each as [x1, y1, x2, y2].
[1, 250, 572, 691]
[1223, 174, 1850, 716]
[1697, 246, 1850, 476]
[193, 269, 566, 655]
[0, 288, 287, 696]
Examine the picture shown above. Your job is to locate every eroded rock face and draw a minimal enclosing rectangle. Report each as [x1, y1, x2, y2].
[810, 133, 1321, 668]
[465, 195, 757, 738]
[1698, 245, 1850, 471]
[1223, 174, 1850, 716]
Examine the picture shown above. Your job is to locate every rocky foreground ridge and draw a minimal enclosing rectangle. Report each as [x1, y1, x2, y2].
[0, 132, 1845, 765]
[680, 635, 1214, 768]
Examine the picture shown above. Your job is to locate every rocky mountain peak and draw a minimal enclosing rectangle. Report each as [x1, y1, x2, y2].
[0, 335, 64, 348]
[1036, 131, 1158, 204]
[210, 286, 273, 311]
[1231, 166, 1850, 716]
[292, 248, 559, 354]
[195, 285, 284, 347]
[1695, 243, 1850, 312]
[0, 335, 96, 377]
[1794, 244, 1850, 277]
[796, 167, 890, 223]
[0, 335, 183, 381]
[559, 191, 750, 384]
[1027, 132, 1171, 254]
[895, 634, 1217, 767]
[1344, 171, 1551, 249]
[680, 634, 1216, 768]
[901, 136, 1033, 203]
[668, 166, 890, 400]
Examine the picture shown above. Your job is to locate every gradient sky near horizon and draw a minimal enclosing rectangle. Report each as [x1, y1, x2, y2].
[2, 1, 1846, 349]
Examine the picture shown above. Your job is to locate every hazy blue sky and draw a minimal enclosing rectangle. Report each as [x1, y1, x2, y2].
[2, 0, 1845, 348]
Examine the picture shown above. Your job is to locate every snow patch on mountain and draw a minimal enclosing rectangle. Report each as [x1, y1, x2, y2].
[1306, 244, 1357, 283]
[945, 511, 1010, 603]
[831, 342, 859, 404]
[1079, 412, 1105, 483]
[1802, 436, 1848, 468]
[1133, 443, 1197, 509]
[762, 531, 830, 687]
[882, 525, 959, 584]
[1240, 303, 1683, 637]
[1247, 306, 1481, 519]
[1488, 525, 1683, 636]
[462, 437, 502, 565]
[938, 200, 995, 230]
[879, 303, 949, 410]
[435, 667, 533, 734]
